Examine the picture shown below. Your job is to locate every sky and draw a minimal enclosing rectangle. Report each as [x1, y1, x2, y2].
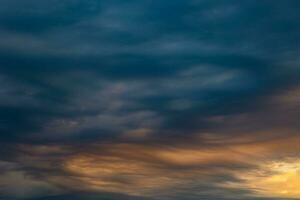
[0, 0, 300, 199]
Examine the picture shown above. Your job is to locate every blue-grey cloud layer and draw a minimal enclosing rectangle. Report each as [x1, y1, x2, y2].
[0, 1, 300, 200]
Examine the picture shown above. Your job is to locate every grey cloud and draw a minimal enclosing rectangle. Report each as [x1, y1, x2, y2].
[1, 0, 300, 200]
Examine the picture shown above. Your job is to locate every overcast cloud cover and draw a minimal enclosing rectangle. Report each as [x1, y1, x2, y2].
[0, 0, 300, 200]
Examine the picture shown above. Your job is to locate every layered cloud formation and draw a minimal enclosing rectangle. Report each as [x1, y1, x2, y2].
[0, 0, 300, 200]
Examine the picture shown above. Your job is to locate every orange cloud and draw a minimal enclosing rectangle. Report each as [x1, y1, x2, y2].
[57, 132, 300, 199]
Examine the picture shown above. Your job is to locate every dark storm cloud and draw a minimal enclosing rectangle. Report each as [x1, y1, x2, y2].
[1, 0, 300, 200]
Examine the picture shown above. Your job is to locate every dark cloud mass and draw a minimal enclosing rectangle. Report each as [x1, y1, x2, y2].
[0, 0, 300, 200]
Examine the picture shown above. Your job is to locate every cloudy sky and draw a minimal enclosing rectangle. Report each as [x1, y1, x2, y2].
[0, 0, 300, 200]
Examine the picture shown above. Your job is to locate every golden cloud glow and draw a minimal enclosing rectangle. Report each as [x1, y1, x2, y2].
[64, 152, 177, 196]
[14, 129, 300, 199]
[58, 134, 299, 198]
[225, 159, 300, 198]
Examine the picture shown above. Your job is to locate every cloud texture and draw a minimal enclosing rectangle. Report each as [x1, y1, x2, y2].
[0, 0, 300, 200]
